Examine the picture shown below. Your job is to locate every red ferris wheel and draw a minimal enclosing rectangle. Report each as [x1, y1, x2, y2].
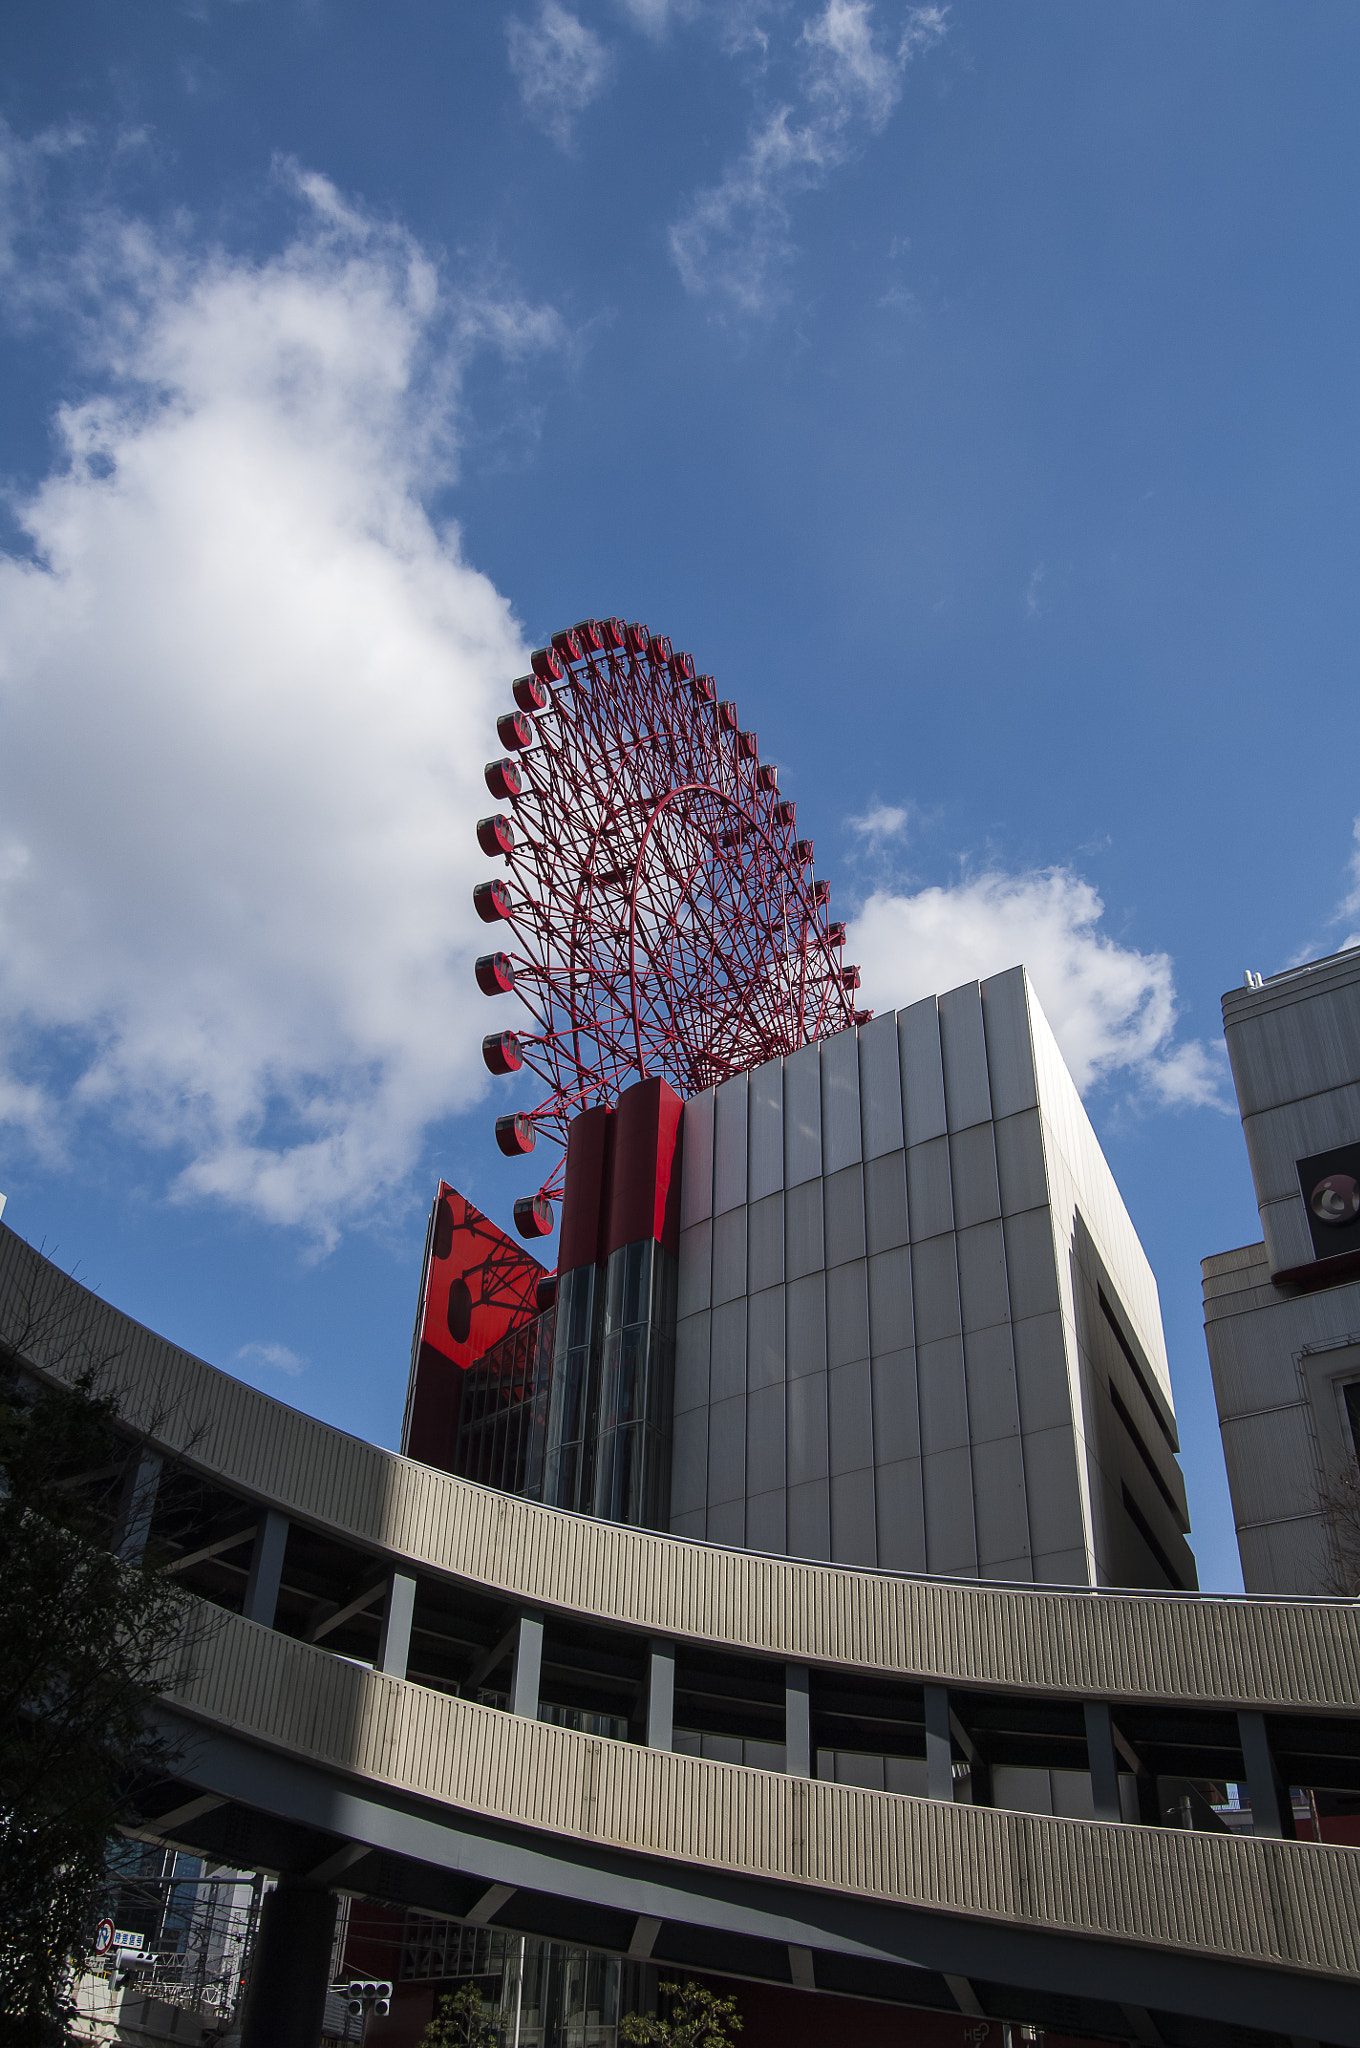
[473, 617, 867, 1237]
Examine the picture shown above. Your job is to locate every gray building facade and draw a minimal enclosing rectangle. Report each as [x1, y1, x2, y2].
[672, 964, 1194, 1591]
[1204, 945, 1360, 1595]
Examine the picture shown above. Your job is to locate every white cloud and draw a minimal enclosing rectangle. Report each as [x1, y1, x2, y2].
[236, 1340, 307, 1377]
[0, 163, 565, 1242]
[0, 119, 88, 283]
[849, 867, 1231, 1110]
[670, 1, 945, 312]
[507, 2, 616, 149]
[848, 802, 910, 843]
[670, 109, 825, 314]
[803, 0, 916, 128]
[1140, 1038, 1230, 1112]
[614, 0, 694, 32]
[1340, 813, 1360, 953]
[1285, 810, 1360, 968]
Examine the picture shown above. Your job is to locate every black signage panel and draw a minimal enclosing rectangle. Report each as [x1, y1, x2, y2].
[1296, 1139, 1360, 1263]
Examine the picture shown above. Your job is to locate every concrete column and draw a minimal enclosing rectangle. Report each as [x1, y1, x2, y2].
[112, 1449, 162, 1563]
[1084, 1701, 1122, 1823]
[510, 1612, 543, 1718]
[238, 1877, 336, 2048]
[645, 1640, 675, 1750]
[377, 1571, 417, 1679]
[243, 1509, 289, 1628]
[924, 1685, 954, 1804]
[785, 1664, 811, 1778]
[1238, 1709, 1293, 1839]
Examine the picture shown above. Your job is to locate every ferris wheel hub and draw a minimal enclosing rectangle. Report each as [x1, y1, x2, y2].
[473, 617, 860, 1230]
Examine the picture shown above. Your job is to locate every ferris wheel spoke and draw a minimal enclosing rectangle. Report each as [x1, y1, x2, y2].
[474, 621, 859, 1226]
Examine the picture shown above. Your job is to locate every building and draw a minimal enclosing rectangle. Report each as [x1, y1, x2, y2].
[7, 1211, 1360, 2047]
[1204, 944, 1360, 1596]
[21, 955, 1360, 2048]
[6, 1148, 1360, 2045]
[408, 966, 1195, 1595]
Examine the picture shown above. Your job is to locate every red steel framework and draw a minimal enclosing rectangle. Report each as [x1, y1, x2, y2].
[473, 617, 868, 1235]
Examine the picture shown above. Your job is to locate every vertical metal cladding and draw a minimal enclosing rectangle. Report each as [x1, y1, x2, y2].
[671, 972, 1195, 1590]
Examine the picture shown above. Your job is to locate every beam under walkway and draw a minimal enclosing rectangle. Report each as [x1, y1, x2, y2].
[136, 1712, 1360, 2047]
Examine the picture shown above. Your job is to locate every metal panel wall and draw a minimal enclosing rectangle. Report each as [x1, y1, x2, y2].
[783, 1043, 822, 1187]
[1204, 1237, 1360, 1595]
[898, 1000, 948, 1147]
[748, 1059, 784, 1202]
[713, 1073, 749, 1217]
[857, 1010, 904, 1160]
[1206, 952, 1360, 1593]
[669, 969, 1190, 1588]
[680, 1090, 715, 1229]
[819, 1030, 862, 1175]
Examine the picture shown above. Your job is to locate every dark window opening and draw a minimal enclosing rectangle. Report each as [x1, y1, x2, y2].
[1343, 1382, 1360, 1463]
[1109, 1378, 1187, 1528]
[1099, 1288, 1178, 1450]
[1121, 1481, 1187, 1591]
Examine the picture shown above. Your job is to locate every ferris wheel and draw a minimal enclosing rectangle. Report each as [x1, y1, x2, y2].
[473, 618, 866, 1237]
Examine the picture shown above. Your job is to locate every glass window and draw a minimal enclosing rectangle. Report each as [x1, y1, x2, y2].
[1343, 1382, 1360, 1461]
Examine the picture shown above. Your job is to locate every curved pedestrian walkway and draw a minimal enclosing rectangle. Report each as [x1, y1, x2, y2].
[5, 1223, 1360, 2046]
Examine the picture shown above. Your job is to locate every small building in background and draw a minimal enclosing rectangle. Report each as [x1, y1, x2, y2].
[1204, 944, 1360, 1596]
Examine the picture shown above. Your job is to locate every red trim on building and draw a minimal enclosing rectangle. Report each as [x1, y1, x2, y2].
[1271, 1246, 1360, 1292]
[604, 1076, 684, 1261]
[558, 1106, 614, 1273]
[665, 1974, 1113, 2048]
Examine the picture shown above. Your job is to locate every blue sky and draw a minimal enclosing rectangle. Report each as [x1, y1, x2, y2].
[2, 1, 1358, 1591]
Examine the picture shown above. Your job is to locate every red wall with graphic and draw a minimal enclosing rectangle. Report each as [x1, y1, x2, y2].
[401, 1184, 545, 1471]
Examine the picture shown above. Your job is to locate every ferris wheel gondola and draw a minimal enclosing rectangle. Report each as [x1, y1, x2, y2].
[473, 617, 867, 1234]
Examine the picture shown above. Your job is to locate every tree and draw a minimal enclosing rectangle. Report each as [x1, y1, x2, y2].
[1316, 1462, 1360, 1595]
[620, 1979, 743, 2048]
[0, 1352, 193, 2043]
[420, 1983, 504, 2047]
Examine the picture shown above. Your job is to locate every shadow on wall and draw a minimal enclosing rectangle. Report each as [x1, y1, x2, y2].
[1068, 1213, 1197, 1592]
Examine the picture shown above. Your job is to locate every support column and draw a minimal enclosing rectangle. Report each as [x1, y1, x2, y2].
[1238, 1709, 1293, 1839]
[1084, 1701, 1122, 1823]
[924, 1685, 954, 1804]
[785, 1664, 811, 1778]
[112, 1449, 162, 1563]
[243, 1509, 289, 1628]
[377, 1571, 417, 1679]
[238, 1877, 337, 2048]
[645, 1640, 675, 1750]
[510, 1612, 543, 1718]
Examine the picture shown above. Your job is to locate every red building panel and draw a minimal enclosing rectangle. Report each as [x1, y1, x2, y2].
[604, 1075, 683, 1260]
[401, 1184, 545, 1471]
